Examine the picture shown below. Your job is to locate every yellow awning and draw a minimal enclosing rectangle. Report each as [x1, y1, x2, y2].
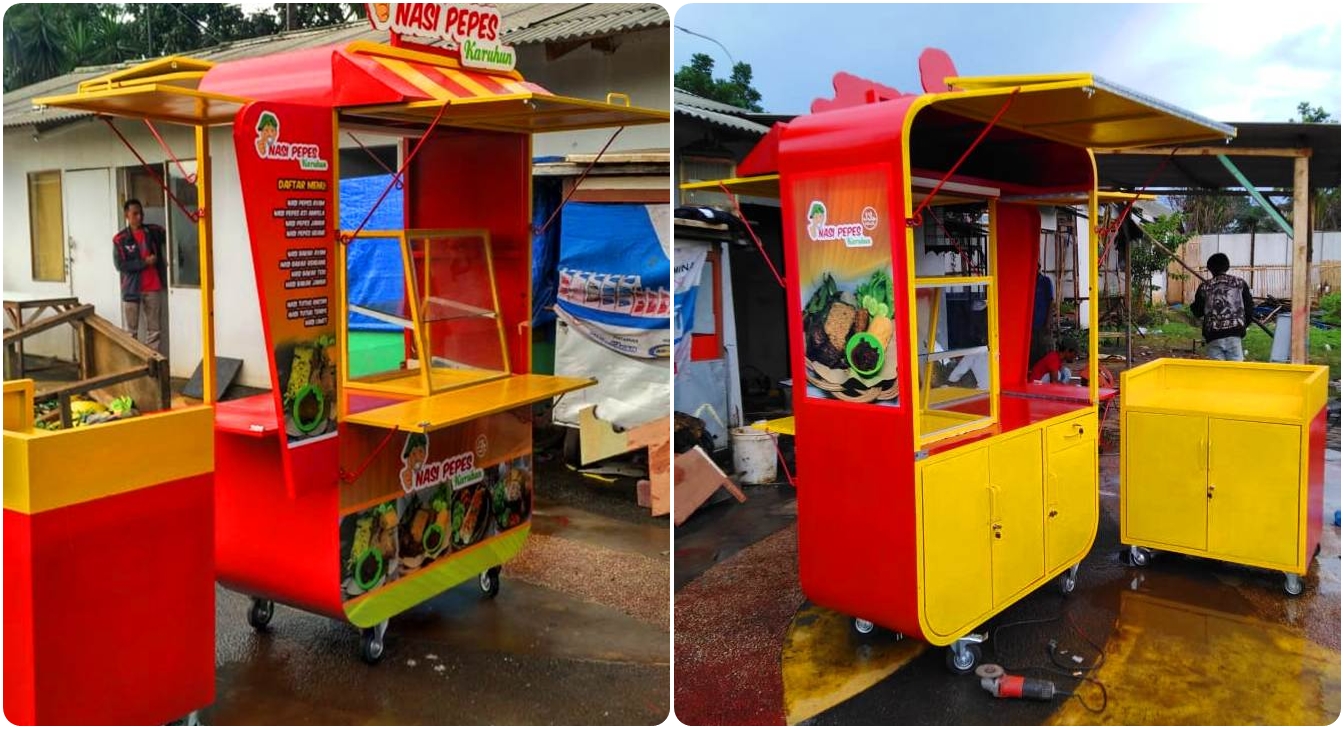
[681, 174, 780, 198]
[681, 173, 999, 207]
[341, 94, 668, 134]
[932, 73, 1235, 149]
[34, 56, 246, 126]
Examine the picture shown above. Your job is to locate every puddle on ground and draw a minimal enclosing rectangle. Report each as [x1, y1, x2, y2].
[1048, 590, 1341, 725]
[780, 605, 924, 725]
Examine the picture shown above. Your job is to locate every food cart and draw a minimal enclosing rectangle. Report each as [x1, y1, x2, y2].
[1120, 359, 1328, 594]
[683, 49, 1234, 673]
[34, 3, 667, 665]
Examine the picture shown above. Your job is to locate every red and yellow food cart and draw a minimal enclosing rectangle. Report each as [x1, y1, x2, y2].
[685, 49, 1234, 673]
[33, 3, 667, 666]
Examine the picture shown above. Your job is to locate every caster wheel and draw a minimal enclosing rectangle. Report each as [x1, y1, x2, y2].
[1128, 545, 1151, 567]
[945, 642, 981, 674]
[1060, 565, 1079, 596]
[247, 599, 274, 631]
[360, 621, 388, 665]
[479, 567, 501, 599]
[853, 618, 875, 635]
[1284, 572, 1304, 596]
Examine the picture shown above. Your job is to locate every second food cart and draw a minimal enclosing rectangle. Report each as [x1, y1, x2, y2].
[685, 49, 1234, 672]
[37, 5, 668, 664]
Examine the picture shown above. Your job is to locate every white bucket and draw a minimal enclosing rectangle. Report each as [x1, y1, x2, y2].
[731, 426, 778, 485]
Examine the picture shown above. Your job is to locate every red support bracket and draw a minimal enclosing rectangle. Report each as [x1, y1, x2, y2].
[144, 119, 196, 184]
[341, 101, 451, 245]
[717, 182, 786, 289]
[101, 117, 202, 223]
[907, 88, 1021, 228]
[533, 126, 624, 237]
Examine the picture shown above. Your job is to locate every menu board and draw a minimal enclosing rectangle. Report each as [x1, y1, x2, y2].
[233, 102, 340, 492]
[792, 165, 899, 406]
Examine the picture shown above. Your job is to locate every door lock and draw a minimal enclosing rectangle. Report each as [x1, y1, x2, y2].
[1207, 484, 1215, 500]
[992, 523, 1003, 539]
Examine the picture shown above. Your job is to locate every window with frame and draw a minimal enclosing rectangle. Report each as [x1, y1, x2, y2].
[28, 170, 66, 282]
[679, 156, 735, 207]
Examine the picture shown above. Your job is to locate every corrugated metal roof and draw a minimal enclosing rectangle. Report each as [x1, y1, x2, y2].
[503, 4, 667, 44]
[674, 89, 770, 135]
[2, 3, 666, 129]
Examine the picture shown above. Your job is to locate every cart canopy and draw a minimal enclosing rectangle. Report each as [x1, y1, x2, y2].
[34, 56, 246, 126]
[929, 73, 1235, 150]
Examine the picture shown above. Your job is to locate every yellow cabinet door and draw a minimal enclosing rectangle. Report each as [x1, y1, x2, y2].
[989, 430, 1045, 605]
[1124, 411, 1207, 551]
[1207, 419, 1301, 568]
[1045, 440, 1097, 572]
[920, 448, 993, 638]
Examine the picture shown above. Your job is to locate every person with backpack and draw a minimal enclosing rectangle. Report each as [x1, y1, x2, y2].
[1191, 252, 1255, 361]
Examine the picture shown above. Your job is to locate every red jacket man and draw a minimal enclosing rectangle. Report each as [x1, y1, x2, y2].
[112, 198, 168, 352]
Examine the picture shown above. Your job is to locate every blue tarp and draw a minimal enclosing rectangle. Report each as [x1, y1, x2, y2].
[339, 175, 403, 331]
[532, 178, 562, 326]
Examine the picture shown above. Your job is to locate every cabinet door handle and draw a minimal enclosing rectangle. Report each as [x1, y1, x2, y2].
[988, 484, 1000, 523]
[1048, 508, 1059, 518]
[992, 523, 1003, 539]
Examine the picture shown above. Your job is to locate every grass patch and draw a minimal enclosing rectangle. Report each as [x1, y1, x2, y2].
[1146, 317, 1339, 379]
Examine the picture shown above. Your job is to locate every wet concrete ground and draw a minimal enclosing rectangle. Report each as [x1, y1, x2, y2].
[675, 445, 1342, 725]
[204, 461, 670, 725]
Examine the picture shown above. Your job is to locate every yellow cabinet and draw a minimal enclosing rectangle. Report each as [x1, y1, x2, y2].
[1121, 359, 1328, 591]
[1046, 433, 1098, 572]
[989, 430, 1044, 604]
[1207, 419, 1300, 567]
[1123, 411, 1208, 551]
[920, 448, 992, 637]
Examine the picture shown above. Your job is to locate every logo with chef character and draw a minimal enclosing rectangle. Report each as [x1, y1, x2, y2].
[805, 199, 873, 248]
[398, 432, 485, 494]
[254, 110, 328, 170]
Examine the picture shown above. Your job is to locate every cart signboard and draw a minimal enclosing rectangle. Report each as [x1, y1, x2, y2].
[233, 102, 340, 491]
[365, 3, 517, 72]
[337, 409, 533, 625]
[794, 164, 899, 406]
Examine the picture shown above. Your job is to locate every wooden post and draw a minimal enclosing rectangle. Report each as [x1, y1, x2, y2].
[1291, 155, 1310, 364]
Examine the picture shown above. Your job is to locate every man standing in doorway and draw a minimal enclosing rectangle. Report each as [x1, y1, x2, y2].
[1191, 252, 1255, 361]
[112, 199, 167, 353]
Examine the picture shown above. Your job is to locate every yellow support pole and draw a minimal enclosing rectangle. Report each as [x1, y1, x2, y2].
[195, 125, 215, 405]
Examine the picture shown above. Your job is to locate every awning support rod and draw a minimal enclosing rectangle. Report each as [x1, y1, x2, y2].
[1094, 150, 1178, 275]
[346, 132, 403, 189]
[718, 182, 785, 289]
[906, 88, 1020, 228]
[143, 119, 196, 184]
[534, 126, 624, 237]
[341, 101, 450, 244]
[101, 117, 202, 223]
[1215, 155, 1294, 238]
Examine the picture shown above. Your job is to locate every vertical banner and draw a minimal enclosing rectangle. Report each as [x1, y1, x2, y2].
[672, 243, 708, 374]
[791, 165, 899, 406]
[234, 102, 340, 492]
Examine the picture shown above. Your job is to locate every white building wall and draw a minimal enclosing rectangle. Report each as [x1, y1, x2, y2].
[3, 122, 271, 387]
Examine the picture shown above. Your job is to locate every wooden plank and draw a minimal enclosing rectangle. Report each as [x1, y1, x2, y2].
[1, 304, 93, 342]
[1291, 155, 1310, 364]
[673, 446, 746, 527]
[35, 367, 150, 400]
[84, 314, 170, 411]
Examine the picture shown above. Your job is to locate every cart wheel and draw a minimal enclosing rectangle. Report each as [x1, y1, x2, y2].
[945, 642, 981, 674]
[1060, 564, 1080, 596]
[247, 599, 274, 631]
[1127, 545, 1151, 567]
[853, 618, 875, 635]
[479, 567, 502, 599]
[360, 621, 388, 665]
[1284, 572, 1305, 596]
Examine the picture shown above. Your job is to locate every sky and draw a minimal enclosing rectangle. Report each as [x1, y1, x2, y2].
[673, 3, 1343, 122]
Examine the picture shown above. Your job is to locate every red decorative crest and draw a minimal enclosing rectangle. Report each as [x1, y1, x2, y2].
[918, 48, 959, 93]
[809, 72, 911, 114]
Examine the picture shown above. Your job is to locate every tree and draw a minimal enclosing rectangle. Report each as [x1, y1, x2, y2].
[675, 52, 764, 112]
[1294, 101, 1331, 123]
[1134, 212, 1190, 315]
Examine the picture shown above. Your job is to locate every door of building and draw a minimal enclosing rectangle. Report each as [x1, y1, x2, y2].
[64, 168, 123, 326]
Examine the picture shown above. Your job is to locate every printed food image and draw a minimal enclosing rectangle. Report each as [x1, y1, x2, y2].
[279, 333, 337, 439]
[803, 269, 899, 403]
[340, 500, 402, 601]
[490, 458, 532, 531]
[451, 483, 491, 550]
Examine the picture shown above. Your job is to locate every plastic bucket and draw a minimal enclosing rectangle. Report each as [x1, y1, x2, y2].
[731, 426, 778, 484]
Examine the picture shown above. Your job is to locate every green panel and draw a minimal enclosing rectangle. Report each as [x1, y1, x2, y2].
[348, 330, 406, 379]
[343, 525, 529, 628]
